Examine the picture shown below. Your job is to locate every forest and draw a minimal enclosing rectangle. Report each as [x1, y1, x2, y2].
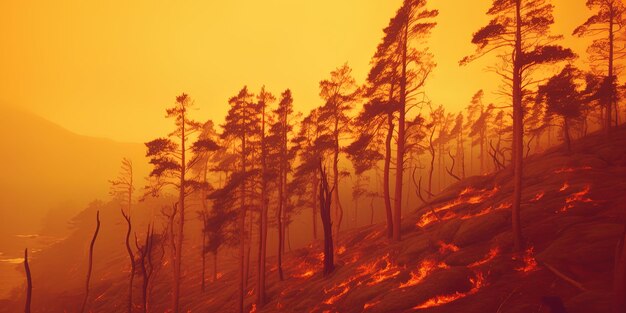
[2, 0, 626, 313]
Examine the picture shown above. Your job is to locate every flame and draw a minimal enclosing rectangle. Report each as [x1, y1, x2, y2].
[530, 191, 545, 202]
[249, 304, 256, 313]
[399, 260, 448, 289]
[337, 246, 346, 255]
[460, 202, 511, 220]
[412, 272, 486, 309]
[363, 300, 382, 310]
[559, 182, 569, 192]
[558, 185, 592, 213]
[438, 241, 460, 254]
[416, 186, 500, 228]
[358, 254, 402, 286]
[516, 247, 538, 273]
[295, 269, 315, 279]
[554, 166, 592, 174]
[468, 247, 500, 268]
[323, 286, 350, 305]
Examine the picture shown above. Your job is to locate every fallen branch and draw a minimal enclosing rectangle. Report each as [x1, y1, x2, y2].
[445, 151, 462, 181]
[540, 261, 587, 292]
[24, 248, 32, 313]
[79, 211, 101, 313]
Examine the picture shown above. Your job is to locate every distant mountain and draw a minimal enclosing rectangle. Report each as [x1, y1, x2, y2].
[0, 105, 149, 257]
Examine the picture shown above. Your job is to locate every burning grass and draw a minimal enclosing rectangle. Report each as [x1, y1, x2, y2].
[416, 186, 501, 228]
[412, 272, 486, 310]
[558, 184, 592, 213]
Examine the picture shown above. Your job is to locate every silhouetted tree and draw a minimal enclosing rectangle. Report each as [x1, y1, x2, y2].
[144, 93, 205, 313]
[318, 63, 359, 235]
[24, 248, 32, 313]
[537, 65, 585, 152]
[319, 160, 335, 276]
[79, 211, 100, 313]
[109, 158, 135, 313]
[221, 86, 261, 313]
[389, 0, 438, 241]
[462, 0, 575, 252]
[574, 0, 625, 132]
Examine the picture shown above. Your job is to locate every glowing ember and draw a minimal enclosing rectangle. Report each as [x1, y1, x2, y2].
[295, 270, 315, 279]
[358, 254, 402, 286]
[516, 247, 538, 273]
[438, 241, 460, 254]
[323, 286, 350, 305]
[554, 166, 592, 174]
[416, 186, 500, 228]
[468, 247, 500, 268]
[399, 260, 448, 289]
[247, 288, 254, 296]
[559, 182, 569, 192]
[363, 300, 381, 310]
[530, 191, 545, 202]
[558, 185, 592, 213]
[249, 304, 257, 313]
[412, 272, 485, 309]
[337, 246, 346, 255]
[216, 272, 224, 280]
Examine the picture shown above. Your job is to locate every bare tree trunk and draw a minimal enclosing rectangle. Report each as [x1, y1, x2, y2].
[607, 10, 615, 134]
[563, 118, 571, 152]
[393, 19, 409, 242]
[214, 253, 218, 282]
[24, 249, 32, 313]
[511, 0, 525, 253]
[79, 211, 100, 313]
[383, 113, 394, 239]
[312, 177, 318, 240]
[319, 160, 335, 275]
[428, 126, 437, 199]
[121, 209, 135, 313]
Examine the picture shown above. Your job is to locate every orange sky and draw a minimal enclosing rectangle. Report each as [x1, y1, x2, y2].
[0, 0, 591, 143]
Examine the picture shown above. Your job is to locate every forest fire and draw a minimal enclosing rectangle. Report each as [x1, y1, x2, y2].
[417, 186, 501, 227]
[363, 300, 381, 310]
[530, 191, 545, 202]
[554, 166, 592, 174]
[399, 260, 448, 289]
[412, 272, 486, 310]
[438, 241, 460, 254]
[468, 247, 500, 268]
[558, 185, 592, 213]
[516, 247, 539, 273]
[359, 254, 402, 286]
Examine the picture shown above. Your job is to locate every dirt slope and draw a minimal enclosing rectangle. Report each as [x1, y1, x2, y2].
[2, 126, 625, 313]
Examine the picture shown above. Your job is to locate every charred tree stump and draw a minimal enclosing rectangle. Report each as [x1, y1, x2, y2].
[24, 248, 32, 313]
[79, 211, 100, 313]
[319, 160, 335, 276]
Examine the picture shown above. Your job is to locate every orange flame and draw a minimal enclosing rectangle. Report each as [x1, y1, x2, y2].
[363, 300, 382, 310]
[399, 260, 448, 289]
[416, 186, 500, 228]
[412, 272, 485, 309]
[438, 241, 460, 254]
[559, 182, 569, 192]
[516, 246, 538, 273]
[558, 185, 592, 213]
[554, 166, 592, 174]
[530, 191, 545, 202]
[337, 246, 346, 255]
[468, 247, 500, 268]
[249, 304, 257, 313]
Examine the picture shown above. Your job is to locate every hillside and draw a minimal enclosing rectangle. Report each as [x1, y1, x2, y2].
[2, 126, 625, 313]
[0, 106, 149, 296]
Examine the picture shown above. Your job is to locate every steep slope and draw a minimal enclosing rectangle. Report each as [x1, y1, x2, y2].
[2, 126, 625, 313]
[0, 106, 149, 296]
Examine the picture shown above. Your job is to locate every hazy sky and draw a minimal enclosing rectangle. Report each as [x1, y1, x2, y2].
[0, 0, 590, 143]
